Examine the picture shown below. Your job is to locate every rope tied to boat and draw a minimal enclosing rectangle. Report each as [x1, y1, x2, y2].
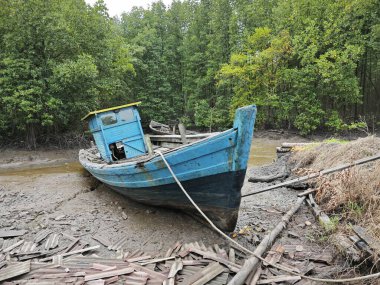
[155, 150, 380, 284]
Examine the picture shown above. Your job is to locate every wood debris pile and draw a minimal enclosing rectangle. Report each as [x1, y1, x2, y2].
[0, 229, 240, 285]
[0, 222, 342, 285]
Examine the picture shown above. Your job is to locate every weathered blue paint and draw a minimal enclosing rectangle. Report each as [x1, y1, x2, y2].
[87, 106, 147, 162]
[79, 105, 257, 231]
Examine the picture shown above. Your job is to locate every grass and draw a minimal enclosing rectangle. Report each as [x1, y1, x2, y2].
[290, 136, 380, 248]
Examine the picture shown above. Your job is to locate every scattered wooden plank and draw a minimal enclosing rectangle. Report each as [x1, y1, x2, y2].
[257, 275, 301, 284]
[263, 245, 284, 266]
[297, 188, 317, 197]
[39, 245, 100, 262]
[84, 267, 133, 281]
[3, 240, 24, 253]
[352, 225, 380, 252]
[228, 248, 235, 263]
[44, 234, 60, 250]
[190, 248, 241, 272]
[92, 235, 112, 248]
[129, 263, 167, 282]
[127, 255, 152, 263]
[228, 197, 306, 285]
[34, 229, 53, 243]
[0, 230, 27, 238]
[0, 261, 31, 282]
[248, 266, 262, 285]
[182, 262, 224, 285]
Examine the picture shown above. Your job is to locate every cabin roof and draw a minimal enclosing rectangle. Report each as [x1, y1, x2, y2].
[81, 102, 142, 121]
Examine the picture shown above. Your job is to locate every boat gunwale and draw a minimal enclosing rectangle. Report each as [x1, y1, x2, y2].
[79, 127, 236, 169]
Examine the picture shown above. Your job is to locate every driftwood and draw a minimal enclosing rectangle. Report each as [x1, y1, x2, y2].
[248, 172, 289, 183]
[297, 188, 317, 197]
[249, 165, 290, 183]
[228, 197, 306, 285]
[243, 153, 380, 197]
[281, 142, 314, 148]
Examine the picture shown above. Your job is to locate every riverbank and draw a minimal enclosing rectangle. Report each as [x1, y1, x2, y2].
[1, 136, 379, 283]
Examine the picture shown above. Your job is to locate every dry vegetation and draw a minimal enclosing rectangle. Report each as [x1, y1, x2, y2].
[290, 136, 380, 239]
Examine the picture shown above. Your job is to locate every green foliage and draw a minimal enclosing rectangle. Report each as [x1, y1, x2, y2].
[0, 0, 379, 146]
[0, 0, 134, 147]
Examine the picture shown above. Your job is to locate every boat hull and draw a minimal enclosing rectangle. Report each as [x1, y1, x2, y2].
[108, 169, 246, 231]
[80, 105, 257, 232]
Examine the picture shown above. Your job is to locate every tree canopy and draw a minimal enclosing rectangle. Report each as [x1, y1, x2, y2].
[0, 0, 379, 147]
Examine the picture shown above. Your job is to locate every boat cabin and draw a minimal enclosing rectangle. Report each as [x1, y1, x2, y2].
[82, 102, 147, 163]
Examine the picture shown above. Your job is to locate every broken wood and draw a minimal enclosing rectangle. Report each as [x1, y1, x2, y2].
[182, 262, 224, 285]
[249, 266, 262, 285]
[243, 152, 380, 197]
[84, 267, 133, 281]
[257, 275, 301, 284]
[0, 230, 27, 238]
[297, 188, 317, 197]
[39, 245, 100, 262]
[352, 225, 380, 252]
[332, 234, 362, 262]
[281, 142, 314, 148]
[0, 261, 31, 282]
[228, 197, 306, 285]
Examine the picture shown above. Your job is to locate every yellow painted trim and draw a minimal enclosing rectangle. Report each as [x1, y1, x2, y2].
[81, 102, 142, 120]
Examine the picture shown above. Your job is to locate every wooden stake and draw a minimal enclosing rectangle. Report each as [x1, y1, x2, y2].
[227, 197, 306, 285]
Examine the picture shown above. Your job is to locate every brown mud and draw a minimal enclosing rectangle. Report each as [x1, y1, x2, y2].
[0, 136, 343, 279]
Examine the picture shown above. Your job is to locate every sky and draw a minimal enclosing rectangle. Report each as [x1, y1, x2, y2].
[85, 0, 174, 17]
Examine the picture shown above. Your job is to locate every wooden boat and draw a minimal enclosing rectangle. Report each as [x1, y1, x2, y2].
[149, 120, 198, 135]
[79, 102, 257, 231]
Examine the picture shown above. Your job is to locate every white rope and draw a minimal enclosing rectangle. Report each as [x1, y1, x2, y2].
[155, 150, 380, 283]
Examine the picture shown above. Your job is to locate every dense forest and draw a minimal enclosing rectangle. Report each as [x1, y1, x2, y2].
[0, 0, 379, 147]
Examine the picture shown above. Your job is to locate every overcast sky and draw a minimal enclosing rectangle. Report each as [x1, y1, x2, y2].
[85, 0, 174, 17]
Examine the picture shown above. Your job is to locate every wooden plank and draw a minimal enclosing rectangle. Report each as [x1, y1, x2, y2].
[0, 261, 31, 282]
[257, 275, 301, 284]
[228, 197, 306, 285]
[182, 262, 223, 285]
[84, 267, 133, 281]
[39, 245, 100, 262]
[352, 225, 380, 251]
[0, 230, 27, 238]
[3, 240, 24, 253]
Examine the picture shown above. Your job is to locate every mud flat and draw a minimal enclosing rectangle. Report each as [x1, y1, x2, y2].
[1, 138, 356, 284]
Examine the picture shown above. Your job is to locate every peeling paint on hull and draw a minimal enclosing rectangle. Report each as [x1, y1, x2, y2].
[109, 170, 246, 232]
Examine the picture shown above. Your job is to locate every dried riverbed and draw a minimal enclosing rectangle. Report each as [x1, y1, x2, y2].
[0, 136, 344, 282]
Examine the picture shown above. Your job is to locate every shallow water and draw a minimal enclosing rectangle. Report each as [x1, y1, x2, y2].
[0, 161, 84, 176]
[0, 138, 280, 177]
[248, 138, 280, 167]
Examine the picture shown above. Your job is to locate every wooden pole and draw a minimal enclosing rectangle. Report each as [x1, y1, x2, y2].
[178, 123, 188, 144]
[228, 197, 306, 285]
[243, 153, 380, 198]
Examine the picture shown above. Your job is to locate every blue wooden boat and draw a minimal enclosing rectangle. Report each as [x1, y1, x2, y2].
[79, 103, 256, 231]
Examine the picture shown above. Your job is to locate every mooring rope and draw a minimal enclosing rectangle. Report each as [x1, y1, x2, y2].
[155, 150, 380, 283]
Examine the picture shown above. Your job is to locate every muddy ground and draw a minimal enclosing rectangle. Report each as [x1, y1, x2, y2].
[0, 136, 343, 280]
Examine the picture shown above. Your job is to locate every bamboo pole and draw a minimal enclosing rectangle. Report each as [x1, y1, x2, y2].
[228, 197, 306, 285]
[243, 153, 380, 198]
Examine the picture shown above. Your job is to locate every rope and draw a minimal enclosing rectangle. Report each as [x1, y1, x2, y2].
[155, 151, 380, 283]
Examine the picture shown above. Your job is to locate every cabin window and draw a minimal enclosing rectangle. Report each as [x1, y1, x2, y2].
[101, 114, 117, 126]
[119, 109, 134, 122]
